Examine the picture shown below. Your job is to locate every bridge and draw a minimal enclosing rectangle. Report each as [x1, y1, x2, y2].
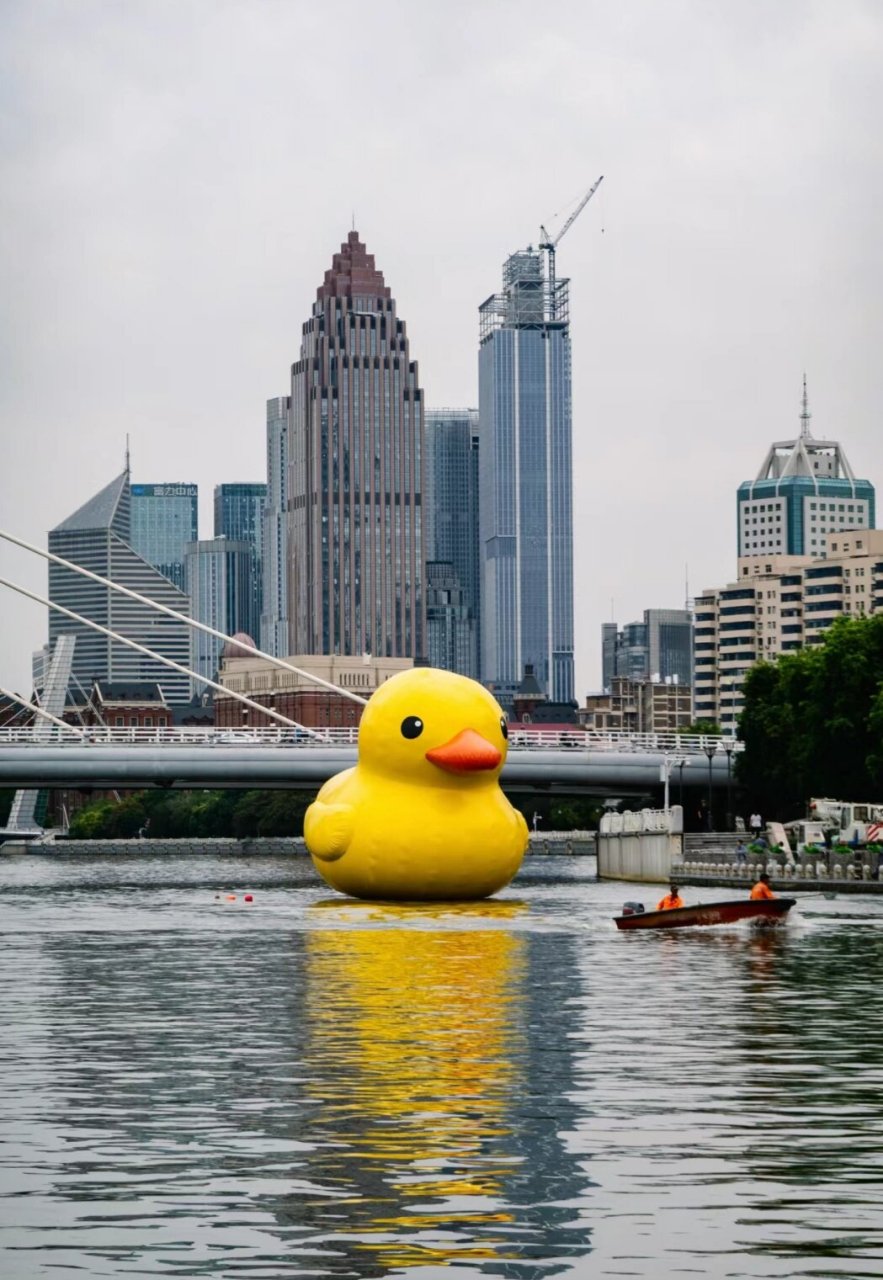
[0, 529, 739, 815]
[0, 725, 740, 795]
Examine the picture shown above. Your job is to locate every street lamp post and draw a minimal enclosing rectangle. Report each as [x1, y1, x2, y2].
[661, 756, 689, 818]
[660, 755, 672, 815]
[703, 742, 718, 832]
[724, 743, 735, 831]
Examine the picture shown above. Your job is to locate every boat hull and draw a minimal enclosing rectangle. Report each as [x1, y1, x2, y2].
[614, 897, 796, 931]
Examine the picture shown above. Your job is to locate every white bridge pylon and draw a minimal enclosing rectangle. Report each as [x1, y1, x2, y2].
[0, 527, 368, 736]
[0, 682, 86, 736]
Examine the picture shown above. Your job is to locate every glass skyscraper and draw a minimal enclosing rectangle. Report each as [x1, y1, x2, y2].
[424, 408, 480, 678]
[602, 610, 693, 690]
[288, 231, 424, 659]
[185, 537, 253, 693]
[478, 249, 574, 701]
[49, 471, 192, 703]
[130, 482, 198, 591]
[214, 482, 266, 642]
[260, 396, 291, 656]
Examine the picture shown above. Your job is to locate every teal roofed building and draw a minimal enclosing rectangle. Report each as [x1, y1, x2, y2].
[737, 379, 875, 559]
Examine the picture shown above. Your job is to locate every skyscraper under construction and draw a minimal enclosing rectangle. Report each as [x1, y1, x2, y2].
[478, 248, 575, 703]
[288, 232, 425, 658]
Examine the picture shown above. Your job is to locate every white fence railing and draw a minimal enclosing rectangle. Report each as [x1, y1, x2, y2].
[0, 725, 741, 756]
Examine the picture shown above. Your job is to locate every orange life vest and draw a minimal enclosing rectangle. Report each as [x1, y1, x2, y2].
[750, 881, 775, 900]
[657, 893, 684, 910]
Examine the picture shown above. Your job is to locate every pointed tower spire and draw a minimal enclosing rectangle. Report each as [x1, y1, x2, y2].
[799, 374, 812, 439]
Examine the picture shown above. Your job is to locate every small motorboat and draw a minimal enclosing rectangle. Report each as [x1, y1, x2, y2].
[613, 897, 796, 931]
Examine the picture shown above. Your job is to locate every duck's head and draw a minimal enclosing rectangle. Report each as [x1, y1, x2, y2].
[358, 668, 509, 786]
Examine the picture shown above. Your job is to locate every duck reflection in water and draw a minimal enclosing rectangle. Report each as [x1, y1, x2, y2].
[292, 901, 594, 1275]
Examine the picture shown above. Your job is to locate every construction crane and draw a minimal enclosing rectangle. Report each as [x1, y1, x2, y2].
[539, 174, 604, 319]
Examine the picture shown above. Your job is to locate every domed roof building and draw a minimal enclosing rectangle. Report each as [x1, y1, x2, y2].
[222, 633, 257, 661]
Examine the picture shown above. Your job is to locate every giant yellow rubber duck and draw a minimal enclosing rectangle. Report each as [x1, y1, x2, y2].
[304, 667, 529, 901]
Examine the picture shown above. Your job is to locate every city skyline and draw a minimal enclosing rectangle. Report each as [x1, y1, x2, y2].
[2, 2, 882, 697]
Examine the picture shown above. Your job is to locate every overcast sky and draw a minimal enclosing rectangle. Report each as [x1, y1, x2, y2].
[1, 0, 881, 701]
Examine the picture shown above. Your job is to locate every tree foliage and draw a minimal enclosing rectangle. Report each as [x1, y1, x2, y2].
[67, 789, 315, 839]
[66, 787, 599, 841]
[737, 614, 883, 819]
[679, 719, 721, 737]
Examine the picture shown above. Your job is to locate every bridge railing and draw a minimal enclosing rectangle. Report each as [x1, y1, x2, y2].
[0, 725, 741, 756]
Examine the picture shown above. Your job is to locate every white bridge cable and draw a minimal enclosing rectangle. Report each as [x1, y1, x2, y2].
[0, 529, 368, 707]
[0, 574, 318, 735]
[0, 684, 86, 736]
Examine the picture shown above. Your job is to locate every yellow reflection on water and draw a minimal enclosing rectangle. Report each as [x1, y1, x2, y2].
[303, 902, 527, 1268]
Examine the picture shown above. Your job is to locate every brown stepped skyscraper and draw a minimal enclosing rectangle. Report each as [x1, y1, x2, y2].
[288, 231, 425, 658]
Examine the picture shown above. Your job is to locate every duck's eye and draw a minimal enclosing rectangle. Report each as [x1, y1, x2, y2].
[500, 717, 508, 740]
[400, 715, 424, 740]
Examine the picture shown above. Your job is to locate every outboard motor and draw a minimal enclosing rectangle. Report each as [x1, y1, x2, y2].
[621, 901, 645, 916]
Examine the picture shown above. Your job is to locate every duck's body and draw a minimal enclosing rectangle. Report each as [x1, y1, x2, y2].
[304, 668, 529, 901]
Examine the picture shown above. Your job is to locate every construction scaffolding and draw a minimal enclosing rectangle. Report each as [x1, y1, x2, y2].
[479, 248, 570, 343]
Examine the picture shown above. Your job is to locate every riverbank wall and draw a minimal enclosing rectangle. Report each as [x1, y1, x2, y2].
[1, 832, 596, 857]
[676, 869, 883, 894]
[676, 844, 883, 893]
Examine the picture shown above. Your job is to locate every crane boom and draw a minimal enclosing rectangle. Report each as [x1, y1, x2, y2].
[551, 174, 604, 247]
[538, 174, 604, 322]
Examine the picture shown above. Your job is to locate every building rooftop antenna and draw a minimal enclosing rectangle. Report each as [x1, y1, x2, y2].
[799, 373, 812, 439]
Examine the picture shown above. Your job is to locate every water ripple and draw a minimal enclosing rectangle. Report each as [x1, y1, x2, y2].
[0, 853, 881, 1277]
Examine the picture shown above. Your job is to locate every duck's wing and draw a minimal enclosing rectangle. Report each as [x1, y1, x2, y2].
[304, 800, 354, 863]
[514, 807, 530, 843]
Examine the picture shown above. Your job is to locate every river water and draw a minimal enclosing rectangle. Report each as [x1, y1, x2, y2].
[0, 852, 881, 1279]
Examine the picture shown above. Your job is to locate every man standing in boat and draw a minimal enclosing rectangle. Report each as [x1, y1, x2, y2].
[750, 873, 775, 900]
[657, 883, 684, 910]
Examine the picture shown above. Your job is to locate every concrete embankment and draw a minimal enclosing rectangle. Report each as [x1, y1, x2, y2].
[597, 820, 883, 892]
[679, 835, 883, 892]
[2, 833, 596, 856]
[677, 870, 883, 894]
[1, 836, 309, 856]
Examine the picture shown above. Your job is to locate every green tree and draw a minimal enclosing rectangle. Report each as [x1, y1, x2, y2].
[64, 788, 318, 839]
[737, 614, 883, 818]
[69, 799, 118, 837]
[549, 798, 602, 830]
[678, 719, 721, 737]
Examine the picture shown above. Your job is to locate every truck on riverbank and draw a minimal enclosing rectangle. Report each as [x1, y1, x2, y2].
[807, 798, 883, 847]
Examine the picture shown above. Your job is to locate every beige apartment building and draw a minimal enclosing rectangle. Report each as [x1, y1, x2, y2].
[580, 676, 693, 736]
[694, 529, 883, 733]
[215, 653, 413, 728]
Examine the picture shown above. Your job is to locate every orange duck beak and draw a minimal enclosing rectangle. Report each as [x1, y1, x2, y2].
[425, 728, 502, 774]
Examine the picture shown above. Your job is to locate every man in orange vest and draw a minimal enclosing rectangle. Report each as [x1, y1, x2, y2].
[657, 883, 684, 910]
[750, 873, 775, 901]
